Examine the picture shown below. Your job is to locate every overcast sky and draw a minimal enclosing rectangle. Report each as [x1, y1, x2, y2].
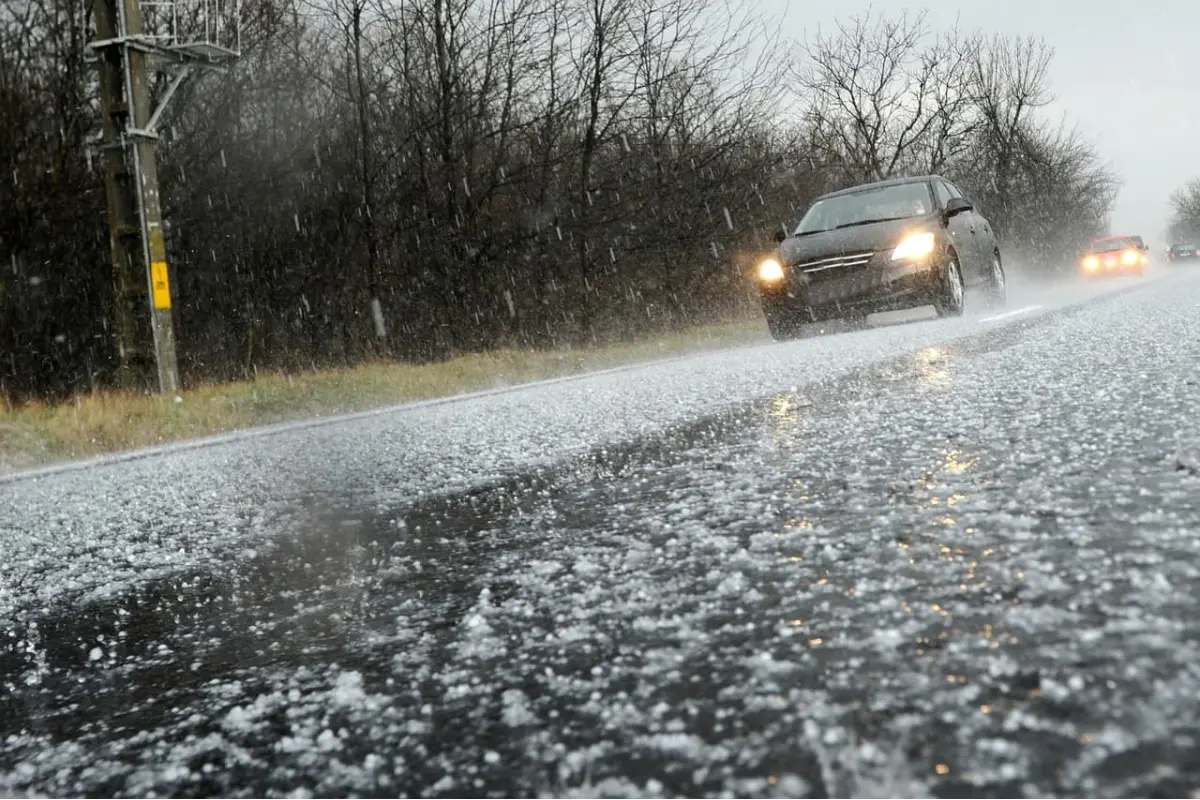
[763, 0, 1200, 243]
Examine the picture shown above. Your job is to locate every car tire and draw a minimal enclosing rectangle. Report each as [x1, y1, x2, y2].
[934, 252, 965, 318]
[983, 251, 1007, 309]
[765, 310, 803, 341]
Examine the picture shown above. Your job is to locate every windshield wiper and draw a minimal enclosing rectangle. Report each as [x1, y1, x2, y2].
[832, 216, 910, 230]
[795, 214, 912, 236]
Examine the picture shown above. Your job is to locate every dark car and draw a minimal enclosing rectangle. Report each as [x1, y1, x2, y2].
[756, 175, 1006, 340]
[1167, 242, 1200, 263]
[1080, 235, 1147, 277]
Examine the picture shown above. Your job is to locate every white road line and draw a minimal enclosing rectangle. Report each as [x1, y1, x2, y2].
[980, 305, 1044, 323]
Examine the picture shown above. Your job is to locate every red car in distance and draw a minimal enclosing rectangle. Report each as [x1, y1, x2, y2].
[1080, 235, 1147, 278]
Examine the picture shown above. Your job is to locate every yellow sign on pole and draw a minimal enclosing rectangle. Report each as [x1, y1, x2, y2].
[151, 260, 172, 309]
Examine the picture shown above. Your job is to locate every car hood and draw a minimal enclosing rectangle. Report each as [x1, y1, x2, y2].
[780, 215, 938, 264]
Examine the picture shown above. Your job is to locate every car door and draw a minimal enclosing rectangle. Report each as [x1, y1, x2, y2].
[934, 180, 982, 279]
[943, 180, 990, 280]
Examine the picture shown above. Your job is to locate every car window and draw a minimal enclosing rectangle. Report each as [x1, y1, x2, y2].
[1090, 238, 1133, 253]
[793, 182, 935, 235]
[943, 181, 965, 199]
[934, 181, 954, 208]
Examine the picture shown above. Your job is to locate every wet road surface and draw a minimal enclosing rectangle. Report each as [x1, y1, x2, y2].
[4, 270, 1200, 797]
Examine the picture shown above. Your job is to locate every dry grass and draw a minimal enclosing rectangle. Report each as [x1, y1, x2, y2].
[0, 318, 768, 474]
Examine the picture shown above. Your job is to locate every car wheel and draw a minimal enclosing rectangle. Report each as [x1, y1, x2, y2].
[934, 253, 965, 318]
[765, 310, 803, 341]
[983, 251, 1007, 309]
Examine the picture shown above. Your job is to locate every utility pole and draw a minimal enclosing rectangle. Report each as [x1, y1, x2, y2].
[90, 0, 238, 393]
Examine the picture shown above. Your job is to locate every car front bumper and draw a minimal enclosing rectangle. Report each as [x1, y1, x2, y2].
[1081, 263, 1144, 277]
[759, 259, 940, 320]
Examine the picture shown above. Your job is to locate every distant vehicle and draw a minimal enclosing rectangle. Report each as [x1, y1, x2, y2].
[756, 175, 1006, 340]
[1167, 242, 1200, 263]
[1080, 235, 1147, 277]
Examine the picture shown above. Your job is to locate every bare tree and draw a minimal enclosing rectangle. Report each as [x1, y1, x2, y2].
[0, 0, 111, 399]
[965, 34, 1054, 238]
[913, 27, 980, 174]
[798, 10, 950, 182]
[1168, 179, 1200, 242]
[989, 116, 1119, 270]
[296, 0, 388, 346]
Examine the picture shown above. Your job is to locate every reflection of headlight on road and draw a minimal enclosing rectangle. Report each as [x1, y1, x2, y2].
[1082, 255, 1099, 271]
[1121, 249, 1139, 265]
[758, 258, 785, 282]
[891, 231, 936, 261]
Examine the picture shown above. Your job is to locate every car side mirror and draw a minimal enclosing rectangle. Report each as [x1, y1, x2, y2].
[773, 229, 787, 243]
[944, 197, 973, 218]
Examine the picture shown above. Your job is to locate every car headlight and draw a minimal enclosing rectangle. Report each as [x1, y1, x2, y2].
[1121, 249, 1139, 265]
[1082, 255, 1099, 270]
[758, 258, 785, 282]
[891, 232, 936, 262]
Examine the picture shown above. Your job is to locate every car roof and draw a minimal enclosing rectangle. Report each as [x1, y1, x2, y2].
[818, 175, 940, 200]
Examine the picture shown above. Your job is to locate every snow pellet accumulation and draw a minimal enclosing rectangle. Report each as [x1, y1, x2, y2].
[2, 273, 1196, 797]
[0, 279, 1127, 622]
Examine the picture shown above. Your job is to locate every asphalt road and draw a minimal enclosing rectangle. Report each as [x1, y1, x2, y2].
[3, 267, 1200, 797]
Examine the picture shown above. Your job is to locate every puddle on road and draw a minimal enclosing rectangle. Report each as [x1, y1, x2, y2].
[1, 479, 540, 718]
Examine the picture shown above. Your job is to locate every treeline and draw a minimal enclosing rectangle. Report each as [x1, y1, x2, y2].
[1, 2, 1117, 399]
[1168, 179, 1200, 243]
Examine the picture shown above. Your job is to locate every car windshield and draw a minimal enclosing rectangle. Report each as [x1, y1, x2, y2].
[793, 181, 934, 235]
[1174, 243, 1196, 250]
[1090, 238, 1133, 253]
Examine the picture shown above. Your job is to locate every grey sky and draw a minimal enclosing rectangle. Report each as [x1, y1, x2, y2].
[766, 0, 1200, 244]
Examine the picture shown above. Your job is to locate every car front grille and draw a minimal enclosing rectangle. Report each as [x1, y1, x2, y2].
[794, 251, 875, 281]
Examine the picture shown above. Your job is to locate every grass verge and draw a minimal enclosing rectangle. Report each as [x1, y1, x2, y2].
[0, 318, 768, 475]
